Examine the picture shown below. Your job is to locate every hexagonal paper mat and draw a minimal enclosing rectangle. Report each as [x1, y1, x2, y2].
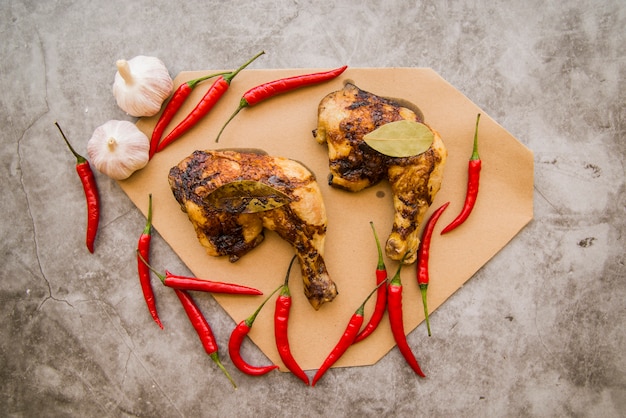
[120, 68, 533, 372]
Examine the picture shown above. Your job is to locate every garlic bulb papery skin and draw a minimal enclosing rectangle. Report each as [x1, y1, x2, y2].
[113, 55, 173, 117]
[87, 120, 150, 180]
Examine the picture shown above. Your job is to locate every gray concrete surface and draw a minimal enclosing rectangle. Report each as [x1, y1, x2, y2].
[1, 1, 624, 417]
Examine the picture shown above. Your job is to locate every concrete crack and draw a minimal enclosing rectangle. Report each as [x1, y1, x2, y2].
[87, 297, 184, 417]
[16, 27, 56, 312]
[533, 184, 560, 214]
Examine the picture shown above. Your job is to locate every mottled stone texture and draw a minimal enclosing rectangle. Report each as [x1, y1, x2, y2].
[1, 0, 624, 417]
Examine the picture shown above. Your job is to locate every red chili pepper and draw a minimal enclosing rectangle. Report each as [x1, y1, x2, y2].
[353, 221, 388, 344]
[228, 284, 283, 376]
[55, 122, 100, 253]
[149, 71, 229, 159]
[155, 51, 265, 153]
[274, 256, 309, 385]
[312, 306, 363, 387]
[312, 280, 385, 386]
[214, 65, 347, 142]
[441, 113, 482, 234]
[416, 202, 450, 336]
[387, 255, 426, 377]
[136, 251, 262, 295]
[174, 288, 236, 388]
[163, 272, 262, 295]
[136, 194, 163, 329]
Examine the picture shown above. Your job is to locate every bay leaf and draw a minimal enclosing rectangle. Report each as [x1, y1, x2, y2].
[206, 180, 291, 213]
[363, 120, 434, 157]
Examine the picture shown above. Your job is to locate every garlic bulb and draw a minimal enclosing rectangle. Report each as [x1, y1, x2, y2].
[87, 120, 150, 180]
[112, 55, 173, 117]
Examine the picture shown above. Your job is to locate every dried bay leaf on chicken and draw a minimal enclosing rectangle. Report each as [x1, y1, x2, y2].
[363, 120, 434, 158]
[205, 180, 292, 213]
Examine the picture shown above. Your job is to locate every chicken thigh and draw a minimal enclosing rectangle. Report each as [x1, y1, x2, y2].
[168, 149, 337, 309]
[314, 83, 447, 264]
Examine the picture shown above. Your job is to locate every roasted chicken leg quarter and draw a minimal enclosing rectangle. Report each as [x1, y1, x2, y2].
[168, 149, 337, 310]
[314, 83, 447, 264]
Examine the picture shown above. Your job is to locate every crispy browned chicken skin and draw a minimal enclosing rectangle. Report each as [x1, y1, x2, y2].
[168, 149, 337, 309]
[314, 83, 447, 264]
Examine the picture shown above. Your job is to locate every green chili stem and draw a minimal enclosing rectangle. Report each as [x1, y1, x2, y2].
[280, 255, 298, 296]
[136, 249, 166, 283]
[369, 221, 385, 271]
[419, 284, 431, 336]
[210, 352, 237, 389]
[142, 194, 153, 235]
[245, 284, 283, 327]
[55, 122, 87, 164]
[186, 71, 230, 89]
[471, 113, 481, 161]
[224, 50, 265, 84]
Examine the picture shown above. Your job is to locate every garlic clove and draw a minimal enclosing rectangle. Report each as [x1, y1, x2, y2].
[87, 120, 150, 180]
[112, 55, 173, 117]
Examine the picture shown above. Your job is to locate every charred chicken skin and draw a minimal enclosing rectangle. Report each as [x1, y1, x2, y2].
[168, 149, 337, 309]
[314, 83, 447, 264]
